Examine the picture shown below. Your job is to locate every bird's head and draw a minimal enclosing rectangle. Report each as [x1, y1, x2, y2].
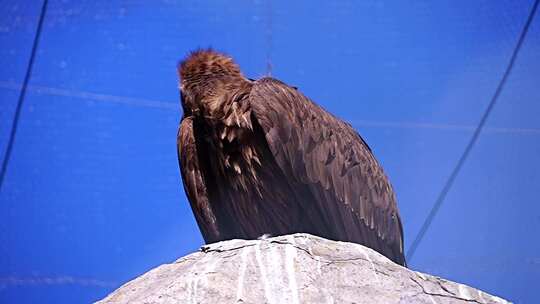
[178, 49, 245, 117]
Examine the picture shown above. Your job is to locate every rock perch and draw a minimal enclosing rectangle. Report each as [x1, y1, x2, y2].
[96, 233, 510, 304]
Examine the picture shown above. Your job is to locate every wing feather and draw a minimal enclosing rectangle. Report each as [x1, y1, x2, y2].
[249, 77, 406, 265]
[177, 116, 221, 243]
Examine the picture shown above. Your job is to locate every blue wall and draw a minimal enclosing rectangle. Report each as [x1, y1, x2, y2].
[0, 1, 538, 303]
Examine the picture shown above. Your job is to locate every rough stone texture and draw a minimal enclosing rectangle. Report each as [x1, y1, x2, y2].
[96, 233, 510, 304]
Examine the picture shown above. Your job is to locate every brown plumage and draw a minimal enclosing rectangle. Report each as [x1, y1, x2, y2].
[177, 49, 406, 266]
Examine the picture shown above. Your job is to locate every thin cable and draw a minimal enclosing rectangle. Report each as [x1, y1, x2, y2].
[2, 78, 540, 136]
[406, 0, 539, 262]
[0, 0, 49, 192]
[0, 81, 176, 110]
[349, 119, 540, 135]
[3, 79, 540, 135]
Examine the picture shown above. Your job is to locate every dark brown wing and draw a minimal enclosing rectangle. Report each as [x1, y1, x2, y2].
[249, 77, 406, 265]
[177, 116, 221, 243]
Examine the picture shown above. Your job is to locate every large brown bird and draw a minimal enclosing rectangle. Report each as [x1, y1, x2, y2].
[177, 49, 406, 266]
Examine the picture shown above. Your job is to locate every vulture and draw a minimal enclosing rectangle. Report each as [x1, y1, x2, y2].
[177, 49, 406, 266]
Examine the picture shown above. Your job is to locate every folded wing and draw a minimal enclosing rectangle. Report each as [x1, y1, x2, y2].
[249, 78, 405, 266]
[177, 116, 221, 243]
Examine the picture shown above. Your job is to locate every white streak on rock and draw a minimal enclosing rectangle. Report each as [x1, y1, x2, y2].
[192, 257, 217, 304]
[201, 258, 218, 284]
[185, 257, 203, 304]
[254, 242, 274, 304]
[235, 247, 250, 302]
[189, 272, 199, 304]
[362, 249, 379, 283]
[477, 290, 485, 301]
[286, 236, 300, 304]
[268, 242, 282, 285]
[458, 284, 472, 300]
[324, 291, 335, 304]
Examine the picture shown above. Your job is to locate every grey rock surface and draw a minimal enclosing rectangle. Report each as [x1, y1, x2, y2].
[96, 233, 510, 304]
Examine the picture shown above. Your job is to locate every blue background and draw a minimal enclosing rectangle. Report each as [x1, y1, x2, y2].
[1, 1, 539, 303]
